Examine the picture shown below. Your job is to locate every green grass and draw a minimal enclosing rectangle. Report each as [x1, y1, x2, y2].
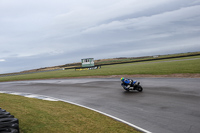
[95, 51, 200, 65]
[0, 93, 140, 133]
[0, 56, 200, 82]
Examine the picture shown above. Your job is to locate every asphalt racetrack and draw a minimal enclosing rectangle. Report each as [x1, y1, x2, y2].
[0, 78, 200, 133]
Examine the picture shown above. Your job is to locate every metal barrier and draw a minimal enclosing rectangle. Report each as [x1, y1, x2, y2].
[75, 65, 101, 71]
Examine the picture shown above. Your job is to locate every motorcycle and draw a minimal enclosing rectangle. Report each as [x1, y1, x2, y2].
[121, 79, 143, 92]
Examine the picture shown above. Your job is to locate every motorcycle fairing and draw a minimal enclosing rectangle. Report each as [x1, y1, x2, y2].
[124, 79, 131, 84]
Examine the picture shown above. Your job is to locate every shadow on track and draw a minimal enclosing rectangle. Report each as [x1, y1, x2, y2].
[122, 90, 142, 95]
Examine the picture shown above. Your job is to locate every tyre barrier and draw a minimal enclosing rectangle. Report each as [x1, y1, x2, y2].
[0, 112, 10, 115]
[0, 108, 20, 133]
[0, 128, 18, 133]
[0, 115, 14, 119]
[0, 109, 6, 112]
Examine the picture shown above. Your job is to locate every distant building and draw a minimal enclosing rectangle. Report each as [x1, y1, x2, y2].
[81, 58, 94, 67]
[153, 55, 159, 58]
[74, 58, 101, 71]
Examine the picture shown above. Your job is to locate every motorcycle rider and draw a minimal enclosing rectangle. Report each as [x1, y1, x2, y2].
[121, 77, 134, 89]
[121, 77, 143, 92]
[121, 77, 133, 83]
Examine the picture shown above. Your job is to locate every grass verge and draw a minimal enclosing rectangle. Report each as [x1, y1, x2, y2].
[0, 93, 140, 133]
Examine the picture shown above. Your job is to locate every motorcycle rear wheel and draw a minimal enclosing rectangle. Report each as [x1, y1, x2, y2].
[137, 85, 143, 92]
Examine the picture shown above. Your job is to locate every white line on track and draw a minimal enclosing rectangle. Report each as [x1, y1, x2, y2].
[0, 91, 152, 133]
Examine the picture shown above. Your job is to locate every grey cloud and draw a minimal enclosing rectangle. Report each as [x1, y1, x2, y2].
[0, 0, 200, 74]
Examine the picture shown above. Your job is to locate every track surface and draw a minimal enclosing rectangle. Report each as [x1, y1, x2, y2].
[0, 78, 200, 133]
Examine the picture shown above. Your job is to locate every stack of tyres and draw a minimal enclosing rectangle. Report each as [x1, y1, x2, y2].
[0, 108, 20, 133]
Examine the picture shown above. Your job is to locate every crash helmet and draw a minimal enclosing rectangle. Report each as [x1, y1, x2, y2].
[121, 77, 124, 81]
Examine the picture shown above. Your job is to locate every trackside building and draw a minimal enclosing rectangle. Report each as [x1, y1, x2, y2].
[81, 58, 94, 67]
[75, 58, 101, 71]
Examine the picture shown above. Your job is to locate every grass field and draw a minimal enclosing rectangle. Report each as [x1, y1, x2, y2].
[95, 51, 200, 65]
[0, 55, 200, 82]
[0, 93, 140, 133]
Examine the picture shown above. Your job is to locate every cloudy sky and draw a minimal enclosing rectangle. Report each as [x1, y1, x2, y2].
[1, 0, 200, 74]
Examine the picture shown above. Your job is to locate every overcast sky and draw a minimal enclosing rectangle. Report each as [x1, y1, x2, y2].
[1, 0, 200, 74]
